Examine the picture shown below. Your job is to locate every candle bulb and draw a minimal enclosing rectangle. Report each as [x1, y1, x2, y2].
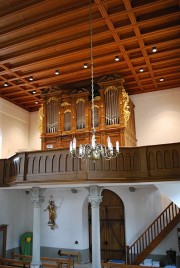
[107, 136, 111, 150]
[70, 141, 72, 152]
[92, 134, 96, 149]
[79, 145, 83, 156]
[110, 142, 113, 155]
[72, 137, 76, 150]
[116, 141, 119, 152]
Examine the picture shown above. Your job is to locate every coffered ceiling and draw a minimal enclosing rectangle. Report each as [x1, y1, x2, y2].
[0, 0, 179, 111]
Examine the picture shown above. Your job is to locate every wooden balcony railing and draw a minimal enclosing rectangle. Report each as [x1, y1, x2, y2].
[126, 202, 180, 264]
[0, 142, 180, 186]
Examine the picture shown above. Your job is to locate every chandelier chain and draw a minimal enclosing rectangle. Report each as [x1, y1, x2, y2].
[69, 0, 120, 161]
[90, 0, 95, 134]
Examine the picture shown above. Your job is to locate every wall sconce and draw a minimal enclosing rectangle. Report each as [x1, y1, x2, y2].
[71, 188, 77, 194]
[129, 187, 136, 192]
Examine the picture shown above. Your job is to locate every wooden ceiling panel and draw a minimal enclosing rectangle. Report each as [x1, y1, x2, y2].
[0, 0, 179, 111]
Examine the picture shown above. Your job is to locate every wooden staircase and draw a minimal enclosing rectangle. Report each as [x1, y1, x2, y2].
[127, 202, 180, 265]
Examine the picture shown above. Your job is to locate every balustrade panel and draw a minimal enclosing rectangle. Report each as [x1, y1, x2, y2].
[0, 143, 180, 185]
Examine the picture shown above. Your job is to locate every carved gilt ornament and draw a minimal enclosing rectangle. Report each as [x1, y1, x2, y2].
[38, 106, 43, 133]
[104, 86, 118, 94]
[47, 97, 58, 103]
[61, 101, 71, 106]
[122, 88, 130, 126]
[94, 96, 101, 100]
[76, 98, 85, 103]
[64, 109, 71, 114]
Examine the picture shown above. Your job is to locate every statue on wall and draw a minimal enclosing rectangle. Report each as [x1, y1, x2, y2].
[44, 200, 56, 229]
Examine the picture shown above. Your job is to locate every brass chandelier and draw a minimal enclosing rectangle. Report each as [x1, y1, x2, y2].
[70, 0, 120, 161]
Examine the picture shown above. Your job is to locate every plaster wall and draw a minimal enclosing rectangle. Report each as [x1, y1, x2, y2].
[0, 189, 33, 250]
[0, 87, 180, 259]
[28, 87, 180, 150]
[131, 87, 180, 146]
[0, 185, 178, 258]
[15, 186, 179, 255]
[108, 185, 179, 256]
[0, 98, 30, 158]
[41, 188, 89, 250]
[155, 182, 180, 208]
[29, 111, 41, 151]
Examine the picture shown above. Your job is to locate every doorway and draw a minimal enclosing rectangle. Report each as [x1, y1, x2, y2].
[0, 225, 7, 257]
[89, 189, 125, 262]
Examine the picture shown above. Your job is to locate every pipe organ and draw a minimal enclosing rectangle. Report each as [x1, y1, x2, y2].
[39, 76, 136, 150]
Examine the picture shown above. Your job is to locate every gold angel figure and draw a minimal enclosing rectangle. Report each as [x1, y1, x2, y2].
[44, 200, 56, 226]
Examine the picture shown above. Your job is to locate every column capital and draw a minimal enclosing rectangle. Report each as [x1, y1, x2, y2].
[88, 196, 102, 208]
[31, 187, 45, 207]
[88, 185, 103, 207]
[89, 185, 103, 196]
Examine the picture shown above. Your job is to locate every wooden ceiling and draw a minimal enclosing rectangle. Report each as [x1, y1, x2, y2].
[0, 0, 179, 112]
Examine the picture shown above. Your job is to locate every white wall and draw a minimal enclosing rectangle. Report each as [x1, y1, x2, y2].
[0, 185, 178, 257]
[131, 88, 180, 146]
[0, 189, 33, 250]
[28, 88, 180, 152]
[1, 87, 180, 258]
[29, 111, 41, 151]
[41, 188, 89, 250]
[119, 185, 178, 256]
[0, 98, 30, 158]
[0, 128, 2, 158]
[40, 186, 179, 255]
[151, 222, 180, 256]
[155, 182, 180, 208]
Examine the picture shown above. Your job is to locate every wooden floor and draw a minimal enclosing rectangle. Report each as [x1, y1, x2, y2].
[74, 264, 92, 268]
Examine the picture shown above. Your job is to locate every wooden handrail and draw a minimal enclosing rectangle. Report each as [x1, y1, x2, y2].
[127, 202, 180, 264]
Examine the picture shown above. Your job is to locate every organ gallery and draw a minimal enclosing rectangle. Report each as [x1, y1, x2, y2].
[39, 75, 137, 150]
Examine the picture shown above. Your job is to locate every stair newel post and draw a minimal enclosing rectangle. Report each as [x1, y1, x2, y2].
[23, 152, 28, 181]
[126, 245, 130, 264]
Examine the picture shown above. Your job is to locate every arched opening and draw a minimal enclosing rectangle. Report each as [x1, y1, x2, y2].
[89, 189, 126, 262]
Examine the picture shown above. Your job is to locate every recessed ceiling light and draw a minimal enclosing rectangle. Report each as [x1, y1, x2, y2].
[55, 70, 60, 75]
[29, 76, 33, 81]
[83, 63, 88, 69]
[139, 68, 144, 72]
[32, 90, 36, 94]
[115, 56, 120, 62]
[152, 46, 157, 53]
[160, 78, 164, 82]
[4, 82, 9, 87]
[35, 101, 39, 104]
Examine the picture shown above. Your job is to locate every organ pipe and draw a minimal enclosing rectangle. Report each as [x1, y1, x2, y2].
[76, 99, 85, 129]
[105, 87, 119, 125]
[46, 98, 58, 133]
[40, 77, 136, 150]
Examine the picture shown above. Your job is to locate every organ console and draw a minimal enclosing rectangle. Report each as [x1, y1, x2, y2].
[39, 75, 136, 150]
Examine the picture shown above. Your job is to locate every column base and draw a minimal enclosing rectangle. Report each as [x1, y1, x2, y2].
[30, 263, 42, 268]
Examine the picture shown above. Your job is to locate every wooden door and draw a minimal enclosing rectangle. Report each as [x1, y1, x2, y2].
[89, 189, 125, 262]
[0, 225, 7, 257]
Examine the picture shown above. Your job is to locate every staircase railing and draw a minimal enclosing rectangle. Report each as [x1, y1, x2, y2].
[127, 202, 180, 264]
